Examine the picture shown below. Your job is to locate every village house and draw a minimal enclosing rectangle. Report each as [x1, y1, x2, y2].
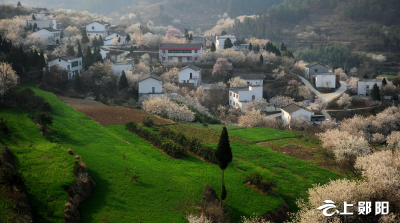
[48, 56, 82, 80]
[27, 19, 61, 31]
[159, 43, 203, 63]
[314, 73, 336, 88]
[305, 62, 330, 79]
[112, 61, 132, 76]
[138, 74, 163, 95]
[34, 12, 51, 20]
[178, 65, 202, 86]
[229, 85, 263, 111]
[86, 22, 107, 38]
[358, 79, 383, 96]
[216, 35, 236, 50]
[104, 31, 127, 46]
[32, 28, 61, 45]
[281, 104, 315, 126]
[232, 73, 264, 86]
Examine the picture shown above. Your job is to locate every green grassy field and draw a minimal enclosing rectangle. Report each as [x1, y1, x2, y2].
[1, 86, 344, 222]
[0, 109, 76, 222]
[228, 127, 299, 142]
[187, 123, 246, 131]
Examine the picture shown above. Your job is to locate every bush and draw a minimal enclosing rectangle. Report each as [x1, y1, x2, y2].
[1, 167, 25, 190]
[125, 121, 138, 132]
[142, 116, 154, 127]
[244, 172, 263, 185]
[35, 112, 53, 132]
[0, 117, 8, 134]
[244, 172, 276, 193]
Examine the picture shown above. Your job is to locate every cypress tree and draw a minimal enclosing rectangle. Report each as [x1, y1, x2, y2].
[223, 38, 233, 49]
[67, 45, 75, 56]
[382, 78, 387, 86]
[39, 51, 46, 69]
[126, 34, 131, 43]
[17, 1, 21, 7]
[211, 42, 216, 52]
[215, 127, 232, 203]
[81, 29, 90, 44]
[74, 73, 81, 92]
[84, 46, 93, 69]
[259, 54, 264, 65]
[33, 23, 37, 31]
[189, 33, 193, 41]
[370, 84, 381, 101]
[118, 37, 121, 43]
[119, 71, 129, 90]
[77, 42, 83, 58]
[248, 43, 253, 51]
[99, 35, 104, 46]
[32, 14, 36, 20]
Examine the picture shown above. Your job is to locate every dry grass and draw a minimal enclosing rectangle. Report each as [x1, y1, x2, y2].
[59, 96, 172, 126]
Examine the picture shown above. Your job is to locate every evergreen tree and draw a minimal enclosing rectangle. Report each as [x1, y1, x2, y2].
[382, 78, 387, 86]
[56, 39, 60, 45]
[248, 43, 253, 51]
[189, 34, 193, 41]
[77, 41, 83, 58]
[17, 1, 21, 7]
[184, 29, 189, 39]
[129, 45, 134, 55]
[119, 71, 129, 90]
[32, 49, 39, 67]
[39, 51, 46, 69]
[221, 30, 227, 36]
[33, 23, 37, 31]
[259, 54, 264, 65]
[67, 45, 75, 56]
[118, 37, 121, 43]
[253, 44, 260, 53]
[310, 43, 314, 50]
[211, 42, 216, 52]
[92, 47, 103, 64]
[126, 34, 131, 43]
[370, 84, 381, 101]
[224, 38, 233, 49]
[92, 37, 99, 47]
[215, 127, 232, 203]
[81, 29, 90, 44]
[32, 14, 36, 20]
[99, 36, 104, 46]
[84, 46, 93, 69]
[74, 73, 81, 92]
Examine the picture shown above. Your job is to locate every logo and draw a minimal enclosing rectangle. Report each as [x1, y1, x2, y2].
[317, 201, 389, 217]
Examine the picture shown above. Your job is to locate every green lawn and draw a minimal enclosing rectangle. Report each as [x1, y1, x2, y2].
[228, 127, 298, 142]
[0, 86, 344, 222]
[0, 109, 76, 222]
[187, 123, 246, 131]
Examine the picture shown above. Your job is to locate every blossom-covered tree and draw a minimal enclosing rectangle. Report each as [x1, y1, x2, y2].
[311, 96, 327, 112]
[337, 93, 352, 108]
[334, 68, 347, 81]
[347, 77, 359, 95]
[212, 58, 233, 76]
[165, 28, 183, 38]
[387, 131, 400, 150]
[269, 96, 295, 111]
[0, 63, 18, 97]
[244, 99, 269, 113]
[142, 96, 194, 122]
[161, 67, 179, 83]
[228, 77, 247, 87]
[163, 83, 179, 94]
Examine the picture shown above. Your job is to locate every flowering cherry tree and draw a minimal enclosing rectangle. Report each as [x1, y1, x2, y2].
[337, 93, 352, 108]
[228, 77, 247, 87]
[347, 77, 359, 94]
[269, 96, 295, 111]
[165, 28, 183, 38]
[142, 96, 194, 122]
[0, 63, 18, 97]
[212, 58, 233, 76]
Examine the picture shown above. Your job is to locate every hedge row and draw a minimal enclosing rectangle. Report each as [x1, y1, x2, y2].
[159, 127, 216, 163]
[125, 122, 184, 158]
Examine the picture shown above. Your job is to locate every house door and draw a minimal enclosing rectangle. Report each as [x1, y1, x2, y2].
[178, 57, 182, 62]
[152, 87, 155, 94]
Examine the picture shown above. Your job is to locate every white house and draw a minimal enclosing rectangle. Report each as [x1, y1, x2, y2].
[48, 56, 82, 80]
[229, 85, 263, 111]
[104, 32, 127, 46]
[315, 73, 336, 89]
[35, 13, 51, 20]
[112, 62, 132, 76]
[86, 22, 107, 38]
[138, 74, 163, 94]
[232, 73, 264, 86]
[216, 35, 237, 50]
[305, 62, 330, 79]
[178, 65, 202, 86]
[32, 28, 61, 45]
[358, 79, 383, 96]
[281, 104, 314, 126]
[159, 43, 203, 63]
[27, 19, 61, 31]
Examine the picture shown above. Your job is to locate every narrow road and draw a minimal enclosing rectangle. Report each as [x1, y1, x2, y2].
[296, 75, 348, 120]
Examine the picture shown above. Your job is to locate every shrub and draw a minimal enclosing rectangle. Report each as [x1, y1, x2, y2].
[202, 123, 209, 128]
[161, 141, 184, 157]
[125, 121, 138, 132]
[0, 117, 8, 134]
[244, 172, 276, 193]
[1, 167, 25, 190]
[35, 112, 53, 133]
[142, 116, 154, 127]
[244, 172, 263, 185]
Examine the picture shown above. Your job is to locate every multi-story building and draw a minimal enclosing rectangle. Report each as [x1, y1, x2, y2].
[32, 28, 61, 45]
[178, 65, 202, 86]
[229, 85, 263, 111]
[358, 79, 382, 96]
[86, 22, 107, 38]
[159, 43, 203, 63]
[48, 56, 82, 80]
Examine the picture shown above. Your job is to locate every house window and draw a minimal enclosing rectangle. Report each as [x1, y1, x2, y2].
[230, 92, 232, 96]
[92, 26, 94, 30]
[79, 61, 81, 66]
[67, 65, 70, 70]
[162, 50, 165, 53]
[230, 100, 232, 104]
[190, 73, 192, 79]
[315, 69, 318, 72]
[187, 57, 191, 61]
[252, 95, 255, 100]
[366, 85, 370, 89]
[236, 94, 238, 98]
[195, 50, 198, 53]
[233, 102, 235, 106]
[71, 61, 79, 68]
[59, 59, 61, 62]
[168, 50, 191, 53]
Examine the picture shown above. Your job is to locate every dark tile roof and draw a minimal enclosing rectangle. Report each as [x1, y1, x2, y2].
[42, 27, 59, 32]
[359, 79, 382, 83]
[305, 62, 329, 68]
[138, 74, 162, 82]
[159, 43, 203, 48]
[60, 56, 79, 61]
[179, 64, 201, 71]
[281, 104, 313, 114]
[229, 87, 249, 93]
[233, 73, 265, 80]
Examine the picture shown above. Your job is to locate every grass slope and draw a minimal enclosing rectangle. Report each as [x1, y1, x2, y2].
[23, 87, 343, 222]
[228, 128, 298, 142]
[0, 109, 76, 222]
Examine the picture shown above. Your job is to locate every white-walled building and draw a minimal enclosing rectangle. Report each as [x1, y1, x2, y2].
[104, 32, 127, 46]
[32, 28, 60, 45]
[159, 43, 203, 63]
[216, 35, 236, 50]
[281, 104, 314, 126]
[358, 79, 382, 96]
[27, 19, 61, 31]
[86, 22, 107, 38]
[315, 73, 336, 89]
[305, 62, 330, 79]
[138, 74, 163, 94]
[178, 65, 202, 86]
[232, 73, 264, 86]
[48, 56, 82, 80]
[229, 85, 263, 111]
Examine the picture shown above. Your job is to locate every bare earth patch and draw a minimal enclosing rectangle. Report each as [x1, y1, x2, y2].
[257, 142, 315, 161]
[58, 96, 172, 126]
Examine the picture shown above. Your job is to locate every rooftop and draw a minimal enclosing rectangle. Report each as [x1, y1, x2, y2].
[179, 64, 201, 72]
[281, 104, 313, 114]
[159, 43, 203, 48]
[138, 74, 162, 82]
[229, 87, 250, 94]
[305, 62, 330, 68]
[359, 79, 382, 82]
[60, 56, 80, 61]
[233, 73, 264, 80]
